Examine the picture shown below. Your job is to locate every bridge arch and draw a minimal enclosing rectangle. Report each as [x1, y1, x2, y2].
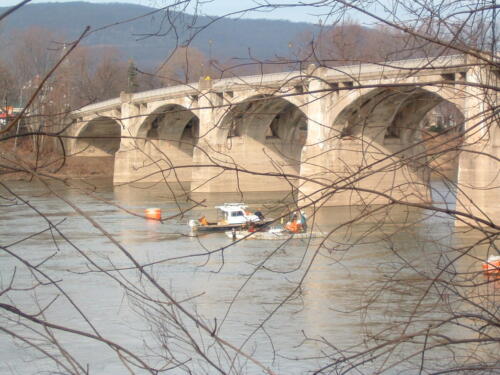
[132, 103, 199, 183]
[74, 116, 122, 156]
[208, 94, 308, 191]
[137, 103, 199, 154]
[217, 94, 307, 145]
[320, 86, 465, 205]
[332, 86, 464, 141]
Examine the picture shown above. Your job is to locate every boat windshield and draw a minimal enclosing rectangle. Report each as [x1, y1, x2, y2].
[231, 211, 244, 217]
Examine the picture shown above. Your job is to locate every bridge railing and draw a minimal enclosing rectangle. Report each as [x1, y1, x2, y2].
[213, 71, 304, 89]
[73, 98, 122, 116]
[131, 83, 200, 101]
[213, 55, 464, 88]
[72, 54, 465, 117]
[322, 54, 465, 80]
[213, 55, 465, 88]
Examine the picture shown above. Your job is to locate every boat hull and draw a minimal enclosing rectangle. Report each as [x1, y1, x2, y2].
[191, 219, 273, 233]
[225, 229, 323, 240]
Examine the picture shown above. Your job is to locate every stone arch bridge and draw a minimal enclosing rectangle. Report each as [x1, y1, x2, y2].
[68, 54, 499, 225]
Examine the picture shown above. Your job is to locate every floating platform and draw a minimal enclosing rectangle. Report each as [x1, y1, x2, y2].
[225, 229, 323, 240]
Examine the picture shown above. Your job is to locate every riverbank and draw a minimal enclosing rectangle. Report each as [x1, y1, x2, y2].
[0, 139, 114, 181]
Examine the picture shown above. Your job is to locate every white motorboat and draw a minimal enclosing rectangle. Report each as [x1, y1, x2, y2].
[188, 203, 272, 232]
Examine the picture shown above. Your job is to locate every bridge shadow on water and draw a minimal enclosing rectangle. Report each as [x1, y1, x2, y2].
[108, 171, 459, 226]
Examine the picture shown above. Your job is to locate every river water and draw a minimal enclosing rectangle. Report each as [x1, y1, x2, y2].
[0, 177, 497, 374]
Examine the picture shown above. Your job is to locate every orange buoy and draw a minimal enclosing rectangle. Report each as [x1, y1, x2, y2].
[482, 256, 500, 275]
[145, 208, 162, 220]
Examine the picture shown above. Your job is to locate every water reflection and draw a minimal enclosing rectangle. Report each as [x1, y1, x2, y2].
[0, 176, 496, 374]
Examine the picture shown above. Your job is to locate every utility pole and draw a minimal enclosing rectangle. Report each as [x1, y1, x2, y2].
[492, 0, 496, 57]
[208, 39, 213, 78]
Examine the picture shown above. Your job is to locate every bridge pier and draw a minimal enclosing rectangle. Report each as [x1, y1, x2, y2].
[190, 89, 228, 192]
[299, 138, 432, 206]
[114, 93, 199, 186]
[191, 85, 308, 193]
[456, 140, 500, 227]
[455, 57, 499, 227]
[113, 93, 142, 184]
[299, 76, 433, 207]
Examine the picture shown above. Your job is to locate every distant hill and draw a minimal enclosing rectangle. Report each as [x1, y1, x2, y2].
[0, 2, 316, 68]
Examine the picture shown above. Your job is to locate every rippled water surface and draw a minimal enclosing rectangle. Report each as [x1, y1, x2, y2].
[0, 177, 494, 374]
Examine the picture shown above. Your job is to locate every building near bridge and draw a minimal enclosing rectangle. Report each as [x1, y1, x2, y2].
[0, 106, 23, 128]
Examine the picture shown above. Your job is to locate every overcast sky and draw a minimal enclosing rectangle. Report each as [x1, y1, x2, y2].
[3, 0, 376, 24]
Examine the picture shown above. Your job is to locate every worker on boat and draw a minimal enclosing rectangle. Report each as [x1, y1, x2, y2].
[299, 211, 307, 231]
[198, 216, 209, 226]
[285, 214, 302, 233]
[254, 211, 265, 221]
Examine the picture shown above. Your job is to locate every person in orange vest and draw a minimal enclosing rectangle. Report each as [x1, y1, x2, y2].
[285, 214, 302, 233]
[198, 216, 208, 226]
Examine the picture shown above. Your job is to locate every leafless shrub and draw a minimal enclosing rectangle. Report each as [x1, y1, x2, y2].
[0, 0, 498, 374]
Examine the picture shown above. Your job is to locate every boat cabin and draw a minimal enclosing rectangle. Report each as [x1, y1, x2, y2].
[215, 203, 260, 225]
[188, 203, 267, 232]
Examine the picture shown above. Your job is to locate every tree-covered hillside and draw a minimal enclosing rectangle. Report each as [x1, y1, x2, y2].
[0, 2, 316, 67]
